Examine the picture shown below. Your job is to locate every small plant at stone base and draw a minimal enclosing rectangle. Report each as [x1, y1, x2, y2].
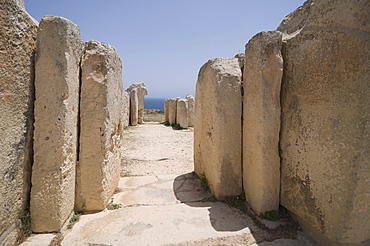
[67, 212, 81, 229]
[171, 123, 187, 130]
[107, 198, 122, 210]
[162, 121, 170, 126]
[199, 173, 210, 191]
[260, 209, 279, 221]
[17, 209, 31, 242]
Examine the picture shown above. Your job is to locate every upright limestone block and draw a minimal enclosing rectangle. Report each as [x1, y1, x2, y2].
[176, 98, 188, 128]
[129, 89, 139, 126]
[186, 94, 195, 127]
[279, 0, 369, 244]
[122, 91, 130, 128]
[31, 16, 83, 232]
[164, 99, 170, 122]
[0, 1, 37, 243]
[168, 98, 178, 125]
[126, 81, 147, 124]
[243, 31, 283, 214]
[194, 58, 243, 199]
[76, 41, 124, 212]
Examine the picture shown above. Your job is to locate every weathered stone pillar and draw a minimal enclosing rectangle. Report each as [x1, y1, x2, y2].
[243, 31, 283, 214]
[126, 81, 147, 124]
[168, 98, 178, 125]
[176, 98, 188, 128]
[164, 99, 170, 123]
[278, 0, 370, 244]
[122, 91, 130, 128]
[31, 16, 83, 232]
[186, 94, 195, 127]
[129, 89, 139, 126]
[194, 58, 243, 199]
[75, 41, 124, 212]
[0, 1, 37, 244]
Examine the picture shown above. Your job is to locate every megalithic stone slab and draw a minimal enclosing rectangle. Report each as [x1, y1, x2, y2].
[0, 1, 38, 243]
[176, 98, 188, 128]
[194, 58, 243, 200]
[279, 0, 370, 244]
[129, 89, 139, 126]
[122, 91, 130, 128]
[243, 31, 283, 214]
[126, 82, 147, 124]
[75, 41, 124, 212]
[186, 94, 195, 127]
[168, 98, 178, 125]
[31, 16, 83, 232]
[164, 99, 170, 122]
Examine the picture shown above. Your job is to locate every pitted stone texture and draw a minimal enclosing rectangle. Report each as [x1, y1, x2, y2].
[186, 94, 195, 127]
[280, 0, 370, 244]
[0, 0, 37, 243]
[126, 81, 148, 124]
[243, 31, 283, 214]
[31, 15, 83, 233]
[164, 99, 170, 122]
[176, 98, 188, 128]
[122, 90, 130, 128]
[75, 41, 124, 212]
[194, 58, 243, 200]
[277, 0, 313, 36]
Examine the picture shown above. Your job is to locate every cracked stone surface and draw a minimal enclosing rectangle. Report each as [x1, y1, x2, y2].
[60, 123, 314, 245]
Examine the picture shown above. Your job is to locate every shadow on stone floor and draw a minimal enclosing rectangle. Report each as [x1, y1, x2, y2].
[173, 172, 252, 232]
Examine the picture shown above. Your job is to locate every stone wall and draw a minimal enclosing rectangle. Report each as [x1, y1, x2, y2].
[279, 0, 370, 244]
[194, 1, 369, 244]
[0, 1, 131, 242]
[194, 58, 243, 199]
[164, 95, 194, 128]
[31, 15, 84, 233]
[0, 0, 38, 244]
[75, 41, 124, 212]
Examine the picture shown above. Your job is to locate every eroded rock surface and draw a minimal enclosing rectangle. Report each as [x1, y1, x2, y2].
[76, 40, 124, 212]
[194, 58, 243, 199]
[243, 31, 283, 214]
[0, 0, 38, 243]
[176, 98, 188, 128]
[279, 0, 370, 244]
[31, 15, 83, 232]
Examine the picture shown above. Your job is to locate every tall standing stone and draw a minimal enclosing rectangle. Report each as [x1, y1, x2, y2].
[122, 91, 130, 128]
[168, 98, 179, 125]
[0, 1, 38, 244]
[126, 81, 147, 124]
[31, 16, 83, 232]
[243, 31, 283, 214]
[129, 88, 138, 126]
[194, 58, 243, 199]
[164, 99, 170, 122]
[279, 0, 370, 244]
[75, 41, 124, 212]
[186, 94, 195, 127]
[176, 98, 188, 128]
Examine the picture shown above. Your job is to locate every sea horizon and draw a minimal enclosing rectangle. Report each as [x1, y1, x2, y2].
[144, 97, 167, 110]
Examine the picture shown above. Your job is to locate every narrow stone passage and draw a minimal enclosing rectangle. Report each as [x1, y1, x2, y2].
[60, 123, 312, 246]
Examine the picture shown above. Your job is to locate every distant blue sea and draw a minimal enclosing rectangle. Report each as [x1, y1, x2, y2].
[144, 97, 166, 110]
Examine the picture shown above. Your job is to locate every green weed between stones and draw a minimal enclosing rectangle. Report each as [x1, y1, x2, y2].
[107, 198, 122, 210]
[199, 173, 210, 191]
[17, 209, 31, 242]
[67, 212, 81, 229]
[260, 210, 279, 221]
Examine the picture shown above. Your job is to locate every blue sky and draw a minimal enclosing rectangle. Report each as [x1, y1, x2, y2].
[24, 0, 305, 98]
